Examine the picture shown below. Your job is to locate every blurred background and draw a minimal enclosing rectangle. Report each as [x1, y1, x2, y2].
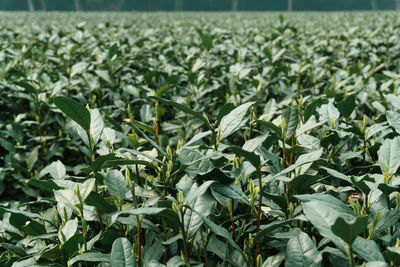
[1, 0, 399, 11]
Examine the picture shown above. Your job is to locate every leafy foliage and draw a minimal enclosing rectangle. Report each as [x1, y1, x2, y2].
[0, 11, 400, 267]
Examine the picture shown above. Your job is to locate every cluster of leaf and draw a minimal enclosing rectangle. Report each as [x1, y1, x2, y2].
[1, 12, 400, 267]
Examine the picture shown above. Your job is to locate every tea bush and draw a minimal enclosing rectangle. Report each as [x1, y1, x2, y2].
[1, 12, 400, 267]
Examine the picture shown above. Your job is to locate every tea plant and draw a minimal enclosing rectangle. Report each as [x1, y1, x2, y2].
[1, 11, 400, 267]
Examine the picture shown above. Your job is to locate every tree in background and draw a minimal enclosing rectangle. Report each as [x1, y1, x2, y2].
[232, 0, 238, 11]
[371, 0, 377, 9]
[27, 0, 34, 11]
[175, 0, 183, 11]
[288, 0, 293, 11]
[40, 0, 47, 10]
[74, 0, 83, 11]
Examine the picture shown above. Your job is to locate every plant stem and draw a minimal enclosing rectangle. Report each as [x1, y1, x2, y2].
[200, 230, 209, 267]
[256, 168, 262, 256]
[346, 245, 355, 267]
[154, 102, 166, 198]
[137, 217, 142, 267]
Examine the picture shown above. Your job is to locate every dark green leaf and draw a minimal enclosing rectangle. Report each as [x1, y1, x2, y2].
[331, 216, 368, 245]
[54, 96, 91, 131]
[227, 146, 260, 168]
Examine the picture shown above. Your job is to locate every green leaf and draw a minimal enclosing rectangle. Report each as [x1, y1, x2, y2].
[70, 62, 88, 78]
[301, 199, 352, 252]
[85, 191, 117, 213]
[79, 178, 96, 202]
[211, 183, 250, 205]
[184, 193, 215, 239]
[227, 146, 260, 168]
[387, 111, 400, 134]
[131, 120, 156, 135]
[254, 220, 294, 242]
[89, 108, 104, 145]
[255, 120, 282, 136]
[378, 137, 400, 174]
[108, 207, 166, 225]
[220, 102, 255, 140]
[49, 160, 66, 180]
[262, 251, 285, 267]
[194, 211, 241, 251]
[0, 243, 28, 257]
[352, 237, 385, 262]
[304, 98, 328, 122]
[111, 238, 136, 267]
[130, 122, 169, 160]
[20, 220, 46, 236]
[167, 256, 186, 267]
[0, 137, 13, 151]
[69, 251, 110, 265]
[178, 149, 213, 176]
[92, 153, 119, 172]
[370, 210, 400, 239]
[58, 218, 78, 243]
[363, 262, 389, 267]
[337, 95, 356, 118]
[54, 189, 79, 212]
[331, 216, 368, 245]
[106, 170, 129, 200]
[350, 175, 373, 196]
[319, 100, 340, 124]
[282, 105, 299, 139]
[284, 231, 322, 267]
[103, 159, 157, 170]
[242, 134, 268, 152]
[8, 257, 38, 267]
[15, 81, 37, 94]
[196, 168, 234, 184]
[95, 69, 112, 84]
[54, 96, 91, 131]
[148, 96, 212, 130]
[217, 103, 235, 123]
[185, 181, 215, 204]
[27, 179, 60, 192]
[289, 174, 319, 194]
[273, 149, 323, 179]
[378, 183, 400, 196]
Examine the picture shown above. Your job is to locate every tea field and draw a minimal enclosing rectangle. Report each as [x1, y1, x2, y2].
[1, 11, 400, 267]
